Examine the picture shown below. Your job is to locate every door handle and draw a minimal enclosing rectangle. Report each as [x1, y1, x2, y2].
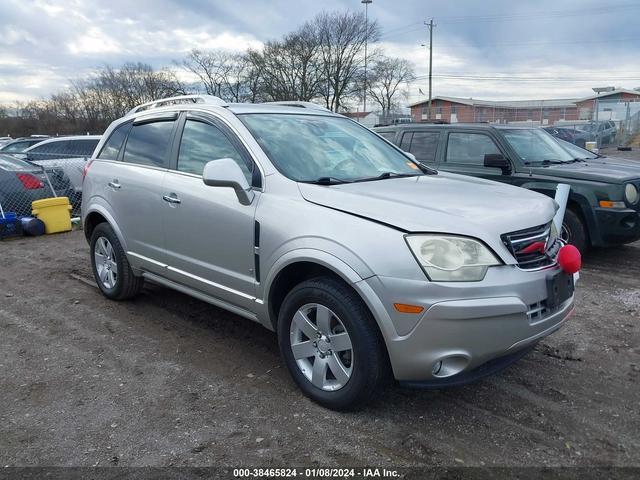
[162, 194, 181, 204]
[108, 181, 121, 189]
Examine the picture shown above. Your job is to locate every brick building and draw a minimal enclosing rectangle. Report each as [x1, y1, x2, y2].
[408, 89, 640, 125]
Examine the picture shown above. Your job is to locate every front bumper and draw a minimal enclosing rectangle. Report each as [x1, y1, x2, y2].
[593, 207, 640, 246]
[358, 264, 574, 382]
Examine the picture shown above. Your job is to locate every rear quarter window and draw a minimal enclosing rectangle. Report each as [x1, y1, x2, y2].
[408, 131, 440, 163]
[98, 123, 131, 160]
[376, 131, 396, 142]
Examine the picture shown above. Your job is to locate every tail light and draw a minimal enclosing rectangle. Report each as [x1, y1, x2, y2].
[16, 173, 45, 189]
[82, 159, 94, 182]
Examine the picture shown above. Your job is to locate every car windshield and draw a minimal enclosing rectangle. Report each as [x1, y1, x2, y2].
[556, 138, 598, 159]
[239, 113, 421, 182]
[502, 128, 575, 163]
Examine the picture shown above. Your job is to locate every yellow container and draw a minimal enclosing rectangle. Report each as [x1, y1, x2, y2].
[31, 197, 72, 234]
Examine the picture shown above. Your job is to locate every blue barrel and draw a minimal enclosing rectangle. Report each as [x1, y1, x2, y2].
[21, 216, 46, 236]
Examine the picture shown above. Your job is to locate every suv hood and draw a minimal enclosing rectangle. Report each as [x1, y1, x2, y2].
[529, 160, 640, 183]
[299, 172, 556, 260]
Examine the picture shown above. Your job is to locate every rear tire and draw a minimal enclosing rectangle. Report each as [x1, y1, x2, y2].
[561, 208, 588, 255]
[277, 276, 389, 410]
[90, 223, 143, 300]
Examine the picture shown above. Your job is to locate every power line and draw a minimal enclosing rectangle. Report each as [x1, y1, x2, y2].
[434, 37, 640, 49]
[409, 74, 640, 83]
[436, 3, 640, 24]
[378, 3, 640, 39]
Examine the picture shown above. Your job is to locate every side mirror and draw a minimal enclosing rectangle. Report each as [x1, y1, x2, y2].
[484, 153, 511, 174]
[202, 158, 255, 205]
[404, 151, 417, 162]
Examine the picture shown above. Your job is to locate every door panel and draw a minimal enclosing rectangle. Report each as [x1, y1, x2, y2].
[112, 117, 177, 272]
[161, 173, 258, 307]
[161, 117, 258, 309]
[105, 163, 167, 272]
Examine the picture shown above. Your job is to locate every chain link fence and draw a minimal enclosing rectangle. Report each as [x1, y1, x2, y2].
[411, 96, 640, 149]
[0, 154, 86, 220]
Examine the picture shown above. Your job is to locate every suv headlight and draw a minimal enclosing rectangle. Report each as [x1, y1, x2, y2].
[405, 235, 501, 282]
[625, 183, 639, 205]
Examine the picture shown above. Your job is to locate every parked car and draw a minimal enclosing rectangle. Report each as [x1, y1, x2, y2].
[574, 121, 617, 146]
[543, 126, 576, 143]
[545, 125, 593, 148]
[374, 123, 640, 254]
[23, 135, 100, 162]
[0, 136, 13, 147]
[82, 95, 576, 410]
[0, 136, 49, 154]
[22, 135, 101, 202]
[0, 154, 74, 216]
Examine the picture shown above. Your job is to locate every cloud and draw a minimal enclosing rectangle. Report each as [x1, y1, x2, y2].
[0, 0, 638, 104]
[67, 27, 122, 55]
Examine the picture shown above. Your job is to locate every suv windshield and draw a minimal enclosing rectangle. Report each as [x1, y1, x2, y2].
[240, 113, 421, 182]
[502, 128, 575, 163]
[557, 138, 598, 159]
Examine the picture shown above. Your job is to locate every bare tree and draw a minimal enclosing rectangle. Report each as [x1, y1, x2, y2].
[0, 63, 187, 136]
[248, 27, 324, 102]
[312, 10, 380, 112]
[181, 50, 234, 97]
[367, 56, 415, 118]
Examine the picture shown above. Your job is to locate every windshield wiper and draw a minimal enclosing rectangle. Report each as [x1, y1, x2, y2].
[303, 176, 352, 185]
[524, 159, 565, 166]
[353, 171, 422, 182]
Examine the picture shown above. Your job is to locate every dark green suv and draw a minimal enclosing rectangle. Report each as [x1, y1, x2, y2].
[374, 124, 640, 253]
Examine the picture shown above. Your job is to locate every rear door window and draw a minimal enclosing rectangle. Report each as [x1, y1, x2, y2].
[69, 139, 100, 156]
[27, 140, 69, 160]
[122, 120, 175, 168]
[408, 131, 440, 163]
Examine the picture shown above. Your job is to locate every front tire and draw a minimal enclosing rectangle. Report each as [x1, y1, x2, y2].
[561, 208, 588, 255]
[90, 223, 143, 300]
[277, 277, 388, 410]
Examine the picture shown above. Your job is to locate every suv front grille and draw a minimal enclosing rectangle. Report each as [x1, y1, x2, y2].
[502, 223, 559, 270]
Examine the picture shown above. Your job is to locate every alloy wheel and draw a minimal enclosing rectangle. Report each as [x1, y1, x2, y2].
[289, 303, 354, 391]
[94, 236, 118, 289]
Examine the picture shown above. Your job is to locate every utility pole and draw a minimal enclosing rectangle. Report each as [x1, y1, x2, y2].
[362, 0, 373, 121]
[426, 19, 435, 120]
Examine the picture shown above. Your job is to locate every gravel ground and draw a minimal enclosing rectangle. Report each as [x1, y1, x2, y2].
[0, 231, 638, 468]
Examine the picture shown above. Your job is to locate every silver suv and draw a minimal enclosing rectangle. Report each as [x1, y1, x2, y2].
[82, 95, 575, 410]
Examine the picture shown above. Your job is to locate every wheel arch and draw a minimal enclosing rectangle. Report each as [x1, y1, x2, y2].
[264, 250, 366, 332]
[523, 183, 597, 243]
[82, 203, 128, 251]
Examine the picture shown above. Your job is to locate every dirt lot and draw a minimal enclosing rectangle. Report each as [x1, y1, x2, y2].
[0, 230, 639, 468]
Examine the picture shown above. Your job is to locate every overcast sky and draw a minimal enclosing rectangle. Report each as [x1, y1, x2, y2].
[1, 0, 639, 106]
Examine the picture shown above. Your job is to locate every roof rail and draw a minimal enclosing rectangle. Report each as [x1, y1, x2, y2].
[127, 95, 228, 116]
[261, 101, 330, 112]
